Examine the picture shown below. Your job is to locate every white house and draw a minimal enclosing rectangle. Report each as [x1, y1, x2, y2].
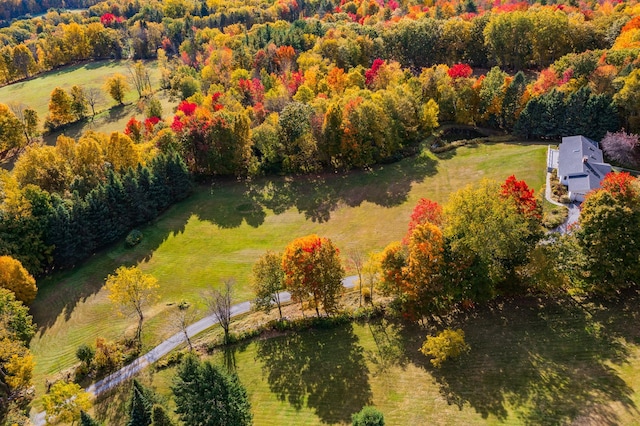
[548, 135, 611, 202]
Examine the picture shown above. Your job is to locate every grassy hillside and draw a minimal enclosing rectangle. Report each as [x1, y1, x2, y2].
[28, 143, 547, 399]
[0, 60, 160, 121]
[0, 60, 160, 120]
[0, 59, 179, 156]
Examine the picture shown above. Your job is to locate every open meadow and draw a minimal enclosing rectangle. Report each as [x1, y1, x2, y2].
[0, 60, 161, 120]
[28, 142, 547, 402]
[0, 60, 177, 155]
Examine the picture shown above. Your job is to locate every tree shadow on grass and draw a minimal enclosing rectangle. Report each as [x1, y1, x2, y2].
[242, 152, 438, 223]
[42, 104, 136, 146]
[93, 378, 132, 425]
[399, 296, 637, 425]
[190, 179, 267, 229]
[255, 324, 372, 423]
[189, 150, 437, 227]
[33, 151, 437, 330]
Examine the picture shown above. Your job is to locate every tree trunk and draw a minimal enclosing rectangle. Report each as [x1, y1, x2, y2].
[276, 292, 282, 319]
[136, 309, 144, 346]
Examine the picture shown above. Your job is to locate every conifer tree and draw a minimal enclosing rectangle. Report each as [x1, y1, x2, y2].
[80, 411, 102, 426]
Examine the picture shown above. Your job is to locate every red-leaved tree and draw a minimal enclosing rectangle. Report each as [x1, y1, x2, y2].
[500, 175, 541, 219]
[365, 58, 384, 87]
[176, 101, 197, 116]
[599, 171, 638, 202]
[404, 198, 443, 244]
[447, 64, 473, 79]
[124, 117, 143, 143]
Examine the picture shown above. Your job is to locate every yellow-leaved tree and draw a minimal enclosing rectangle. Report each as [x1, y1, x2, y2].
[104, 73, 130, 105]
[0, 256, 37, 304]
[105, 266, 159, 345]
[0, 287, 36, 424]
[42, 381, 91, 425]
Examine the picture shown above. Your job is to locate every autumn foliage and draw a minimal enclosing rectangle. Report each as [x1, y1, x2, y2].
[281, 234, 345, 316]
[365, 58, 384, 87]
[404, 198, 442, 243]
[124, 117, 143, 142]
[500, 175, 541, 219]
[447, 64, 473, 79]
[176, 101, 198, 116]
[0, 256, 37, 304]
[599, 171, 638, 201]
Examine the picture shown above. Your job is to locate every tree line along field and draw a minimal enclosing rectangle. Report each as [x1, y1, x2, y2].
[28, 142, 546, 408]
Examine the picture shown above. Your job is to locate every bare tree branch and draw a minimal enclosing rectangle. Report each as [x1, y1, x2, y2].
[205, 278, 234, 344]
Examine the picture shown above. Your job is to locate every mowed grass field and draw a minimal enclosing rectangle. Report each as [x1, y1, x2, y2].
[29, 143, 547, 401]
[0, 59, 160, 120]
[0, 60, 178, 152]
[99, 292, 640, 425]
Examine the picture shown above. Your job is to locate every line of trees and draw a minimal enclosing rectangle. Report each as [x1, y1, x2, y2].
[0, 147, 191, 275]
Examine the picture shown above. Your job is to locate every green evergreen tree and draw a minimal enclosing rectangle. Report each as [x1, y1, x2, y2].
[80, 410, 102, 426]
[172, 354, 252, 426]
[127, 380, 153, 426]
[149, 155, 171, 211]
[500, 71, 526, 130]
[151, 405, 175, 426]
[165, 153, 192, 202]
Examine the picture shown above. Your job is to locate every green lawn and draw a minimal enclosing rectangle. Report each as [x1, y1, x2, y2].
[95, 292, 640, 425]
[0, 60, 160, 121]
[28, 143, 547, 398]
[0, 59, 179, 169]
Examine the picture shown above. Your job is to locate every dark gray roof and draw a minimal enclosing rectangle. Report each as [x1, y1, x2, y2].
[558, 135, 604, 177]
[558, 135, 611, 195]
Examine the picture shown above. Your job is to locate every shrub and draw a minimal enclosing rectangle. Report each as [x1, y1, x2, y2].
[146, 97, 163, 119]
[125, 230, 143, 247]
[420, 328, 469, 367]
[93, 337, 124, 374]
[352, 406, 385, 426]
[156, 350, 186, 370]
[76, 344, 95, 365]
[362, 287, 371, 302]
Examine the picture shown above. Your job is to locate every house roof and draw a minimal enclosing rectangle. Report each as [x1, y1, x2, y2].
[558, 135, 611, 196]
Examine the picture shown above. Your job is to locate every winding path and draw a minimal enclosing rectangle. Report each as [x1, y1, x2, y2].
[31, 276, 359, 425]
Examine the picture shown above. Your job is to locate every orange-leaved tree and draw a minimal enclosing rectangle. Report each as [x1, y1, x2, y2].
[406, 222, 445, 301]
[281, 234, 344, 317]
